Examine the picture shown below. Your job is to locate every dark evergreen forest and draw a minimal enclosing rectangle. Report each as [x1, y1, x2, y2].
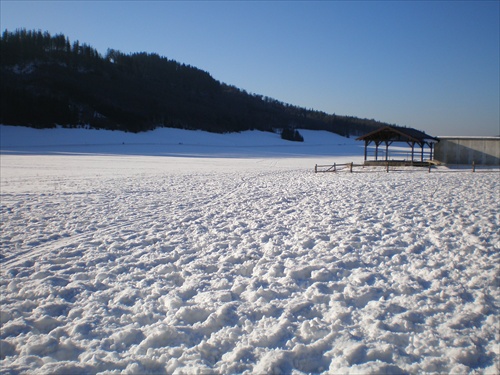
[1, 29, 402, 136]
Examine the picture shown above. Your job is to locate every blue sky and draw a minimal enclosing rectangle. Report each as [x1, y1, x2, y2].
[1, 1, 499, 136]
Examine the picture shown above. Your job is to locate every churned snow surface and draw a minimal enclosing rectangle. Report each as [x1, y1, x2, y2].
[1, 125, 499, 374]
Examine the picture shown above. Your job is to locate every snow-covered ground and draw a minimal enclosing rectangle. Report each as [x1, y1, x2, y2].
[1, 125, 499, 374]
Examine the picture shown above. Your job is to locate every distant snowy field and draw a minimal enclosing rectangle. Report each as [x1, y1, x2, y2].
[1, 125, 499, 374]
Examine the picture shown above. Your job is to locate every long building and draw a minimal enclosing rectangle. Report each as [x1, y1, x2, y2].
[434, 136, 500, 165]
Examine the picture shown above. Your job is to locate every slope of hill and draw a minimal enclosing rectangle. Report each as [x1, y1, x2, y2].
[2, 29, 400, 136]
[0, 125, 362, 162]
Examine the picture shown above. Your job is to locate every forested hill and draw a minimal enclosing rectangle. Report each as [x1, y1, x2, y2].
[2, 29, 397, 136]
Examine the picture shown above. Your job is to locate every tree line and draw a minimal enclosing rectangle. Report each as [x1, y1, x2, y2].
[1, 28, 403, 136]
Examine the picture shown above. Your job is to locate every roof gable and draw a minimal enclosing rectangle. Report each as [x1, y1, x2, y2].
[356, 126, 438, 143]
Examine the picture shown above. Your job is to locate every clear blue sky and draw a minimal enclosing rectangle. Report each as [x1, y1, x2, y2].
[1, 1, 499, 136]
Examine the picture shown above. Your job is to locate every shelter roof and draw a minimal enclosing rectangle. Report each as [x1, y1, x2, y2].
[356, 126, 439, 144]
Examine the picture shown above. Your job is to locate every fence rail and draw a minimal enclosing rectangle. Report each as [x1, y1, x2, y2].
[315, 160, 482, 173]
[314, 162, 359, 173]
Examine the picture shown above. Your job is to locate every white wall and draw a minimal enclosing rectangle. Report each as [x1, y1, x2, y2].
[434, 137, 500, 165]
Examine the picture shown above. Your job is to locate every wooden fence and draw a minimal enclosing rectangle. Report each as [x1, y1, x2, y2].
[315, 161, 482, 173]
[314, 162, 358, 173]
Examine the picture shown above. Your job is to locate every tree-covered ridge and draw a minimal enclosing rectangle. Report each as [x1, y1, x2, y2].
[1, 28, 397, 135]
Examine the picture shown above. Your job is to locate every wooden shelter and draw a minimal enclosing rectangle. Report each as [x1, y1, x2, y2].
[356, 126, 439, 165]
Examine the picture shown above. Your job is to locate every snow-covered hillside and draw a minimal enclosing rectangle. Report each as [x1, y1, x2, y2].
[0, 125, 362, 161]
[1, 126, 499, 374]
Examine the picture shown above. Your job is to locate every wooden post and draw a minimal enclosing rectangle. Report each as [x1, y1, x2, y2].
[334, 163, 336, 172]
[386, 161, 389, 173]
[428, 162, 431, 173]
[350, 162, 353, 173]
[472, 161, 476, 173]
[315, 164, 317, 173]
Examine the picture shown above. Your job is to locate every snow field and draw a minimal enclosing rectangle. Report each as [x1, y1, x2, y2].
[1, 152, 499, 374]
